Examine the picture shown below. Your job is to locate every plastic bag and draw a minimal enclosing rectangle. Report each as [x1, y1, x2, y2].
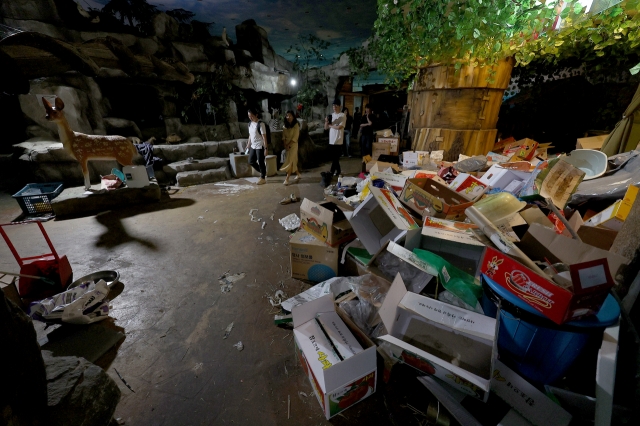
[454, 155, 488, 173]
[339, 274, 392, 337]
[376, 251, 433, 293]
[570, 150, 640, 205]
[437, 290, 483, 314]
[279, 213, 300, 231]
[28, 280, 110, 324]
[412, 249, 482, 307]
[280, 149, 286, 163]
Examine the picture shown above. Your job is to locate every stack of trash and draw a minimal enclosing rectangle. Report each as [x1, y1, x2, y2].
[279, 137, 640, 424]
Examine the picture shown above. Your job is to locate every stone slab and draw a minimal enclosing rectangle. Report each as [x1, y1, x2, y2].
[229, 154, 252, 178]
[51, 184, 161, 218]
[176, 167, 231, 187]
[163, 157, 229, 175]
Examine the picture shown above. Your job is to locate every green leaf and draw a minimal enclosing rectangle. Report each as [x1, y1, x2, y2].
[473, 28, 480, 38]
[560, 7, 570, 19]
[573, 3, 583, 15]
[630, 62, 640, 75]
[590, 33, 603, 44]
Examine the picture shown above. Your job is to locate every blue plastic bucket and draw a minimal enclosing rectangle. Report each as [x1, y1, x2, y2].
[482, 274, 619, 385]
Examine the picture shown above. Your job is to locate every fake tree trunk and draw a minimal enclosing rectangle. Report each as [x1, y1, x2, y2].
[409, 58, 514, 161]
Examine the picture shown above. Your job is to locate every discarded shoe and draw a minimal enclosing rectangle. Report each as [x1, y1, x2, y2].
[280, 194, 300, 205]
[257, 178, 266, 185]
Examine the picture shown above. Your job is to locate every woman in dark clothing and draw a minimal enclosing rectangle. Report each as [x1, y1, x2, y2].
[359, 104, 376, 157]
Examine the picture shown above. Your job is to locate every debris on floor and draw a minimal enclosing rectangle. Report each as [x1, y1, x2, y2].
[223, 322, 234, 339]
[278, 213, 300, 231]
[267, 289, 286, 307]
[233, 341, 244, 351]
[219, 272, 246, 293]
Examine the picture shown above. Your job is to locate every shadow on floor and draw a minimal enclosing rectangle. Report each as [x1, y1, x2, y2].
[93, 197, 195, 250]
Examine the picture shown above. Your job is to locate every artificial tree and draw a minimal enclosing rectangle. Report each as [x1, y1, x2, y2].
[366, 0, 640, 157]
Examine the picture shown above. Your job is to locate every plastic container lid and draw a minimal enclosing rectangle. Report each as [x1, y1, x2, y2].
[482, 274, 619, 328]
[473, 192, 527, 224]
[562, 149, 608, 181]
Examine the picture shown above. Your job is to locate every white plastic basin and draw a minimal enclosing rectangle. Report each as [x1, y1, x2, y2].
[563, 149, 608, 180]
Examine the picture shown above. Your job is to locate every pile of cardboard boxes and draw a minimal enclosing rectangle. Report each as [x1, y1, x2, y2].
[284, 137, 637, 424]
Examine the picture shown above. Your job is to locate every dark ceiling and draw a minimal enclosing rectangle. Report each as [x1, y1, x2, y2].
[85, 0, 378, 66]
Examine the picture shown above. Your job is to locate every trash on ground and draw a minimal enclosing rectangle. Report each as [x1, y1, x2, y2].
[262, 221, 266, 229]
[249, 208, 262, 222]
[233, 341, 244, 351]
[114, 368, 135, 393]
[278, 213, 300, 231]
[219, 272, 246, 293]
[28, 280, 110, 324]
[223, 322, 234, 339]
[267, 289, 286, 307]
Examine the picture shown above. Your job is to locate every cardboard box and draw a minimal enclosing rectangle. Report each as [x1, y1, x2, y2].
[366, 160, 399, 173]
[300, 199, 356, 246]
[376, 136, 399, 153]
[486, 151, 513, 163]
[577, 226, 617, 251]
[372, 142, 391, 161]
[492, 360, 572, 426]
[480, 165, 531, 195]
[504, 138, 539, 161]
[400, 178, 474, 221]
[576, 134, 608, 150]
[378, 274, 498, 401]
[290, 229, 340, 282]
[402, 151, 429, 168]
[481, 223, 629, 323]
[412, 219, 487, 276]
[448, 173, 489, 202]
[518, 223, 628, 279]
[345, 184, 420, 256]
[316, 311, 364, 359]
[293, 295, 377, 419]
[583, 185, 639, 231]
[368, 171, 408, 193]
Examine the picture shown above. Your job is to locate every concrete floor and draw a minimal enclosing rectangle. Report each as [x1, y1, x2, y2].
[0, 158, 449, 426]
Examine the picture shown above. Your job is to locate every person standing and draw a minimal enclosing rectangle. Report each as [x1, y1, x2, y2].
[359, 103, 376, 157]
[324, 99, 345, 177]
[342, 107, 353, 157]
[280, 110, 302, 185]
[247, 108, 268, 185]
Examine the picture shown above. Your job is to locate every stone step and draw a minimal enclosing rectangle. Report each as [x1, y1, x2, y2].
[162, 157, 230, 178]
[175, 166, 231, 187]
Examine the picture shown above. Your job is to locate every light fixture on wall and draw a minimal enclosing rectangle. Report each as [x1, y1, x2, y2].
[290, 78, 297, 86]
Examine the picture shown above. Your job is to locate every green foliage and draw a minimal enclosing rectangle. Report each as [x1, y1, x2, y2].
[371, 0, 640, 86]
[345, 46, 372, 79]
[181, 67, 245, 139]
[286, 35, 331, 119]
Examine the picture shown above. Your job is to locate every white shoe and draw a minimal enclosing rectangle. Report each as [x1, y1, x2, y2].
[257, 178, 266, 185]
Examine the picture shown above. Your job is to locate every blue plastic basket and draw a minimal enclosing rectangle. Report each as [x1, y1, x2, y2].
[12, 182, 64, 215]
[482, 274, 619, 385]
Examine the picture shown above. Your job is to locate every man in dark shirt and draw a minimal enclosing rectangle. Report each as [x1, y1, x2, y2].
[359, 104, 376, 157]
[342, 107, 354, 157]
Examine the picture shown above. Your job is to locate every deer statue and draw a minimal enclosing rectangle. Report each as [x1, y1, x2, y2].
[42, 97, 137, 190]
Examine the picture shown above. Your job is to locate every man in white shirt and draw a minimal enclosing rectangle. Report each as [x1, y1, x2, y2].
[246, 108, 268, 185]
[324, 99, 345, 177]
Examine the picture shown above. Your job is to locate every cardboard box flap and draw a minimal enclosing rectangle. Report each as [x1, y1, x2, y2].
[323, 345, 376, 392]
[301, 198, 334, 223]
[292, 293, 335, 328]
[519, 223, 629, 277]
[421, 179, 470, 208]
[399, 291, 496, 341]
[333, 219, 352, 231]
[379, 273, 409, 332]
[378, 333, 490, 391]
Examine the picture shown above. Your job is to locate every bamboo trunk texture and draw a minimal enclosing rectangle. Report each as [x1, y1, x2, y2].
[409, 58, 514, 159]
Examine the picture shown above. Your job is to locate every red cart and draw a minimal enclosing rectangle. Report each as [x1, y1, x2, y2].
[0, 222, 72, 300]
